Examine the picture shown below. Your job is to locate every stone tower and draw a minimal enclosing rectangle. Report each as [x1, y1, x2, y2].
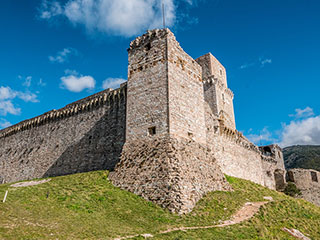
[110, 29, 231, 214]
[126, 28, 207, 144]
[196, 53, 236, 130]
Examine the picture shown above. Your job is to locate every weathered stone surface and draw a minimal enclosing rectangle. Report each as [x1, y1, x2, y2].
[287, 168, 320, 206]
[109, 137, 231, 214]
[0, 86, 126, 183]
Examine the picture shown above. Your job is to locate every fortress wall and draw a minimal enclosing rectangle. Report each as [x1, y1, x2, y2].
[214, 134, 265, 186]
[204, 103, 264, 185]
[287, 168, 320, 206]
[109, 136, 231, 214]
[0, 86, 126, 183]
[167, 31, 206, 144]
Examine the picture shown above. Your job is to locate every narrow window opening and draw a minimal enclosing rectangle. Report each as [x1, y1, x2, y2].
[286, 171, 295, 182]
[188, 132, 193, 138]
[148, 126, 156, 136]
[220, 69, 223, 75]
[145, 43, 151, 51]
[311, 172, 318, 182]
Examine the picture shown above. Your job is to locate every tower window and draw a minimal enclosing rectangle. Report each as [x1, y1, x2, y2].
[148, 126, 156, 136]
[311, 171, 318, 182]
[220, 69, 223, 75]
[145, 43, 151, 51]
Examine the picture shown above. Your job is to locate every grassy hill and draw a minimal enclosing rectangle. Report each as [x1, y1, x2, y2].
[0, 171, 319, 239]
[283, 145, 320, 171]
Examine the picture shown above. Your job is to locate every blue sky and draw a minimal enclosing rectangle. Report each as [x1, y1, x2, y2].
[0, 0, 319, 147]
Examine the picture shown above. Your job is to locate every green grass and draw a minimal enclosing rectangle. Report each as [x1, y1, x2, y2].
[0, 171, 319, 240]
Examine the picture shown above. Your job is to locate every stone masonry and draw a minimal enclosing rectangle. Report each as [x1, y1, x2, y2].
[0, 86, 126, 183]
[0, 28, 290, 213]
[109, 137, 231, 214]
[287, 168, 320, 206]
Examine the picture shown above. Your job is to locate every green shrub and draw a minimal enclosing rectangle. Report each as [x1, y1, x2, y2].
[284, 182, 302, 197]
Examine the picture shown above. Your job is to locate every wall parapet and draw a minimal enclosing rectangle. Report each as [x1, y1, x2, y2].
[219, 124, 260, 153]
[0, 84, 127, 139]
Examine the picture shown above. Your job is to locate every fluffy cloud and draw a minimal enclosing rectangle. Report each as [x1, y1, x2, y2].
[39, 0, 63, 19]
[0, 101, 21, 116]
[289, 106, 314, 119]
[0, 86, 38, 103]
[247, 107, 320, 148]
[49, 48, 78, 63]
[0, 86, 39, 117]
[0, 86, 16, 100]
[0, 118, 12, 129]
[102, 78, 126, 89]
[279, 115, 320, 147]
[39, 0, 196, 37]
[60, 70, 95, 92]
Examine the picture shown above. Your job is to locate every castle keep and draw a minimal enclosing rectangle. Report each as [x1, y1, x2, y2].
[0, 29, 286, 213]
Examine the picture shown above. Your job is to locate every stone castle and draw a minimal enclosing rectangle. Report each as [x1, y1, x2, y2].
[1, 28, 318, 213]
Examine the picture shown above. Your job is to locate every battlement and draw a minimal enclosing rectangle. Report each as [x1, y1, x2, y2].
[219, 124, 260, 153]
[203, 76, 234, 99]
[128, 28, 173, 52]
[0, 84, 127, 139]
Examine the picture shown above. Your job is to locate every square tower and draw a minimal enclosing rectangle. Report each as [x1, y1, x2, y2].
[126, 29, 207, 144]
[196, 53, 236, 130]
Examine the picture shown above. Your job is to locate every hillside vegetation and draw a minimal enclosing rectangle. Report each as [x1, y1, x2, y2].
[283, 145, 320, 171]
[0, 171, 319, 240]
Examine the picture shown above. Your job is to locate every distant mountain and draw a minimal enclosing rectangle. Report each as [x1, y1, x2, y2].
[283, 145, 320, 171]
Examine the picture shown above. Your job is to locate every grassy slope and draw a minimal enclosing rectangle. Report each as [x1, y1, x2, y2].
[283, 145, 320, 171]
[0, 171, 319, 240]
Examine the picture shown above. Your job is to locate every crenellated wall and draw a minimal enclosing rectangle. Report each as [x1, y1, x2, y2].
[0, 86, 126, 183]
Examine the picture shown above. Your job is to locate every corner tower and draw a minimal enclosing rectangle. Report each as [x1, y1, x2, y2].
[126, 29, 206, 144]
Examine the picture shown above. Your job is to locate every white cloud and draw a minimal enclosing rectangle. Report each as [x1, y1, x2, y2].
[102, 78, 126, 89]
[289, 106, 314, 119]
[22, 76, 32, 87]
[0, 86, 39, 103]
[0, 118, 12, 129]
[38, 78, 47, 87]
[0, 86, 16, 100]
[0, 86, 38, 117]
[239, 57, 272, 70]
[49, 48, 78, 63]
[246, 127, 275, 145]
[0, 101, 21, 116]
[279, 116, 320, 147]
[260, 58, 272, 67]
[60, 71, 95, 92]
[239, 62, 255, 69]
[39, 0, 181, 37]
[39, 0, 63, 19]
[16, 92, 39, 103]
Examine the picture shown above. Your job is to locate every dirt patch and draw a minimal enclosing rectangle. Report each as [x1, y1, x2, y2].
[282, 228, 311, 240]
[114, 198, 272, 240]
[10, 179, 51, 188]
